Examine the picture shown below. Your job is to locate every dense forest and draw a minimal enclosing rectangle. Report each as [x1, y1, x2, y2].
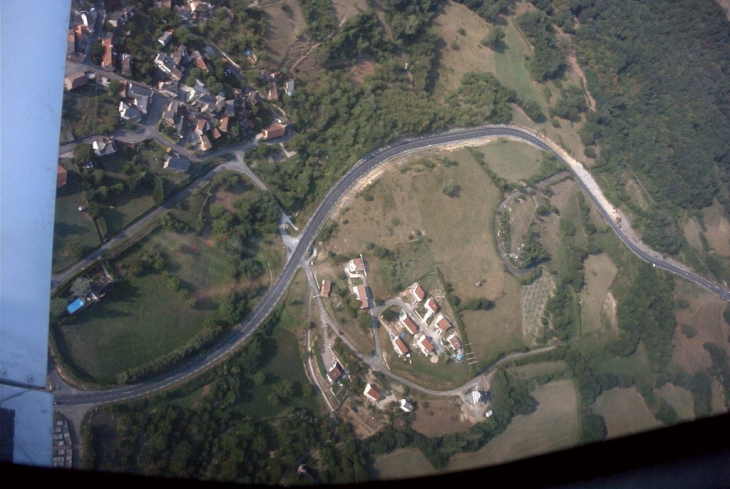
[558, 0, 730, 249]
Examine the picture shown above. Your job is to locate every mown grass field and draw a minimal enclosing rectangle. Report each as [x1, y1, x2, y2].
[656, 383, 695, 422]
[447, 379, 580, 470]
[473, 139, 544, 182]
[374, 448, 437, 480]
[701, 198, 730, 257]
[494, 15, 544, 109]
[507, 360, 567, 380]
[672, 281, 729, 374]
[52, 168, 102, 272]
[168, 272, 320, 417]
[593, 387, 662, 439]
[432, 0, 495, 97]
[56, 229, 233, 383]
[262, 0, 308, 67]
[580, 253, 617, 335]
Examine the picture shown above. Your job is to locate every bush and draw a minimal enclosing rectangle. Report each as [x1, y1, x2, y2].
[680, 324, 698, 339]
[442, 181, 461, 197]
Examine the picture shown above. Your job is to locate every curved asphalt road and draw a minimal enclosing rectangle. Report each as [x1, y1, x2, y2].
[56, 124, 730, 406]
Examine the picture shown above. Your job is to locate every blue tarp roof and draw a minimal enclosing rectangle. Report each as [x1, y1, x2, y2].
[66, 298, 85, 314]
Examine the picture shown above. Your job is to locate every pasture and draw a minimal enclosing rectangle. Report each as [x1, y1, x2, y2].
[580, 253, 618, 335]
[374, 448, 437, 480]
[447, 379, 580, 470]
[593, 387, 662, 439]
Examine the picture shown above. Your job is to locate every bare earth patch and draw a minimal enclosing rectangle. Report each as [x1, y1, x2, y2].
[412, 399, 474, 437]
[593, 387, 662, 439]
[447, 379, 580, 470]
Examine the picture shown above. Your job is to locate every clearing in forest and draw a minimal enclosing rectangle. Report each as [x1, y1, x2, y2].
[374, 448, 437, 480]
[701, 198, 730, 257]
[432, 0, 495, 97]
[580, 253, 617, 335]
[593, 387, 662, 439]
[263, 1, 309, 68]
[672, 283, 730, 374]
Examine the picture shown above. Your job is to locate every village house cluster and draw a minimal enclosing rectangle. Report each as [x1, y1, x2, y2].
[316, 252, 468, 411]
[64, 0, 293, 158]
[388, 282, 464, 361]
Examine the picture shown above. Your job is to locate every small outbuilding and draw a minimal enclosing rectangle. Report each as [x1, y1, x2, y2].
[64, 71, 87, 91]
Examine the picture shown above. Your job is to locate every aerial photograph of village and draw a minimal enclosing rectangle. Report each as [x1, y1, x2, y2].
[40, 0, 730, 484]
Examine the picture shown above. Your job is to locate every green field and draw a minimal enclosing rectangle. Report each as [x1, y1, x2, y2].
[494, 16, 547, 112]
[447, 379, 580, 470]
[472, 139, 545, 183]
[593, 387, 662, 439]
[56, 229, 234, 383]
[52, 168, 102, 272]
[374, 448, 437, 480]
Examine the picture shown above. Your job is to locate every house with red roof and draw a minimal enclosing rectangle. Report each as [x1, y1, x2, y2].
[392, 337, 409, 357]
[327, 363, 344, 383]
[426, 297, 439, 315]
[435, 316, 452, 335]
[56, 165, 68, 189]
[64, 72, 87, 91]
[411, 283, 426, 302]
[261, 123, 286, 140]
[346, 255, 367, 276]
[447, 333, 462, 350]
[320, 279, 332, 298]
[352, 284, 369, 309]
[363, 383, 383, 402]
[400, 315, 418, 335]
[417, 335, 434, 356]
[101, 34, 114, 71]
